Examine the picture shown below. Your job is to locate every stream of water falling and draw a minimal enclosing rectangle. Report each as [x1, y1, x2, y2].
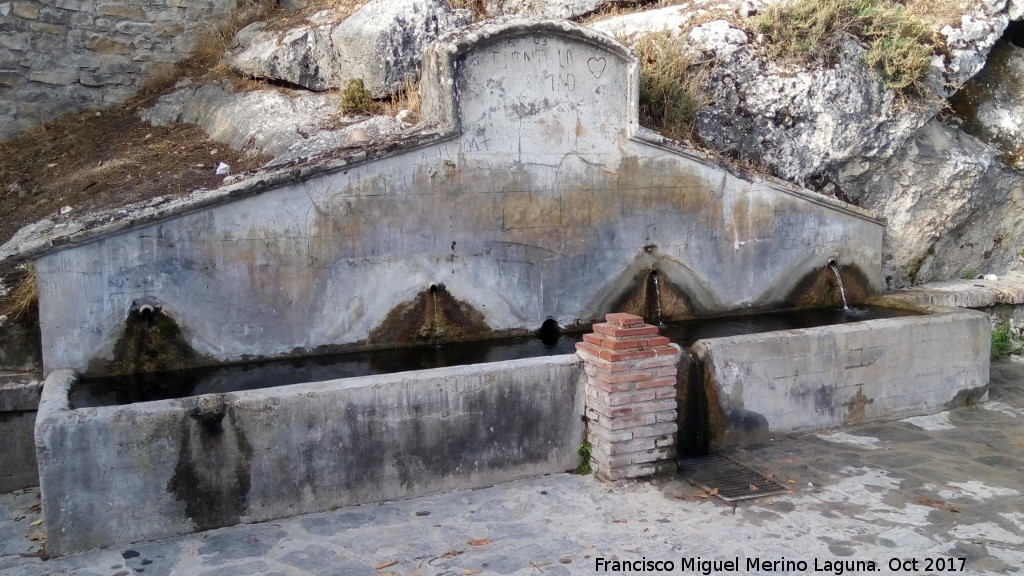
[652, 272, 665, 327]
[429, 288, 440, 346]
[829, 262, 849, 309]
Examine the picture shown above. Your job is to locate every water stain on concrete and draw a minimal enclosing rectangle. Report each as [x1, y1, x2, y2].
[168, 396, 252, 531]
[89, 307, 207, 377]
[368, 284, 491, 345]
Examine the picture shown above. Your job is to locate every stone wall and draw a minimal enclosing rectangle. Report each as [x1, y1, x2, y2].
[0, 0, 241, 140]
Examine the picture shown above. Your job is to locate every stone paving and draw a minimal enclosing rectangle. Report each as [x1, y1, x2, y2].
[2, 362, 1023, 576]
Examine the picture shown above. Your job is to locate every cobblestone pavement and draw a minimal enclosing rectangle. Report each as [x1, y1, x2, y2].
[2, 362, 1023, 576]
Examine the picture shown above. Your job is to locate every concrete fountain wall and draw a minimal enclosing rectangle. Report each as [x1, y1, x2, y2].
[26, 17, 885, 376]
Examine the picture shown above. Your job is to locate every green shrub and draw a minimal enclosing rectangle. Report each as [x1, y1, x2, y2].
[992, 323, 1013, 361]
[341, 78, 376, 115]
[636, 32, 711, 140]
[753, 0, 935, 95]
[575, 441, 593, 475]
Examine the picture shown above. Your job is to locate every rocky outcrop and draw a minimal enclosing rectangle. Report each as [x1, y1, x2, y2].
[485, 0, 638, 19]
[139, 80, 408, 165]
[842, 119, 1024, 286]
[588, 0, 1022, 285]
[226, 0, 472, 96]
[953, 40, 1024, 168]
[590, 1, 1007, 183]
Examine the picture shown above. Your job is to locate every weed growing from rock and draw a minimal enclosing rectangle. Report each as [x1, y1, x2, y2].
[992, 323, 1013, 361]
[341, 78, 377, 114]
[636, 32, 712, 140]
[575, 441, 593, 475]
[754, 0, 935, 95]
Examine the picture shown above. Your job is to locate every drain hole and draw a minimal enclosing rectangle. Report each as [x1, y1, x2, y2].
[677, 453, 788, 502]
[537, 318, 560, 345]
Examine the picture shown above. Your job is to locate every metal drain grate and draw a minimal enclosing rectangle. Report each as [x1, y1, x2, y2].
[677, 453, 788, 502]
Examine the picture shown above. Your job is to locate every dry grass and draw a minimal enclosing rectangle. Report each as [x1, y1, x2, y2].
[905, 0, 973, 34]
[448, 0, 489, 19]
[636, 31, 714, 140]
[0, 265, 37, 320]
[383, 75, 423, 118]
[753, 0, 936, 94]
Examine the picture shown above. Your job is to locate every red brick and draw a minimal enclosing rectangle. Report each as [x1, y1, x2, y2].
[648, 336, 671, 347]
[601, 337, 651, 351]
[630, 422, 678, 438]
[579, 354, 631, 372]
[586, 366, 653, 384]
[613, 399, 676, 416]
[593, 323, 660, 338]
[582, 333, 604, 347]
[605, 312, 646, 327]
[602, 348, 657, 363]
[655, 387, 676, 399]
[604, 413, 658, 430]
[656, 345, 679, 356]
[586, 378, 633, 394]
[633, 355, 678, 369]
[655, 411, 678, 422]
[588, 426, 634, 443]
[606, 390, 657, 406]
[594, 436, 659, 456]
[635, 376, 677, 390]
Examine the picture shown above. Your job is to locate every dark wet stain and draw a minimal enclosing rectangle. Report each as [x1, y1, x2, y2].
[843, 387, 873, 423]
[773, 500, 795, 513]
[677, 353, 710, 457]
[167, 398, 252, 531]
[87, 308, 209, 377]
[368, 284, 491, 345]
[724, 408, 770, 446]
[784, 264, 872, 309]
[121, 550, 140, 559]
[609, 268, 697, 324]
[814, 385, 836, 418]
[945, 385, 989, 409]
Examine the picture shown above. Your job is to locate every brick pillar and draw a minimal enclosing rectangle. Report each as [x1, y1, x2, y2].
[575, 312, 680, 481]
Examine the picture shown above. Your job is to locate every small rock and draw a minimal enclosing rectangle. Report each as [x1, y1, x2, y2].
[395, 109, 415, 124]
[347, 129, 369, 143]
[59, 206, 72, 215]
[215, 162, 230, 175]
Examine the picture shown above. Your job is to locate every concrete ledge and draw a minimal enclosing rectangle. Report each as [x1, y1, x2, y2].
[691, 307, 990, 448]
[36, 355, 585, 556]
[884, 274, 1024, 308]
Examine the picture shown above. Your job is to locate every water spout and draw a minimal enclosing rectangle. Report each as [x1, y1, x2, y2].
[827, 260, 849, 310]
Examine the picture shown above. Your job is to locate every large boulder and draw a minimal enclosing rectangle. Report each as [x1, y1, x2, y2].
[953, 40, 1024, 168]
[484, 0, 639, 19]
[843, 119, 1024, 286]
[226, 0, 472, 96]
[139, 80, 406, 164]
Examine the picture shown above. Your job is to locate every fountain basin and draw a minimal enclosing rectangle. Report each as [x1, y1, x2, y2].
[35, 356, 585, 556]
[682, 303, 991, 452]
[34, 303, 989, 555]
